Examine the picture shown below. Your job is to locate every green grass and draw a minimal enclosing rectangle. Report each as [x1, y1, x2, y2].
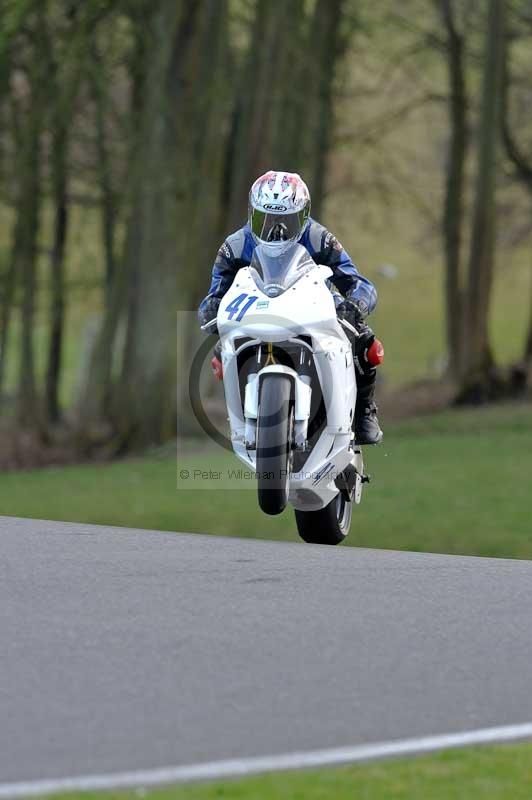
[50, 743, 532, 799]
[1, 402, 532, 560]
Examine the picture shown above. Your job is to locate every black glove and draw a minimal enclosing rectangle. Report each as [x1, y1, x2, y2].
[198, 296, 221, 335]
[213, 339, 222, 361]
[353, 323, 376, 376]
[336, 298, 366, 328]
[337, 300, 376, 375]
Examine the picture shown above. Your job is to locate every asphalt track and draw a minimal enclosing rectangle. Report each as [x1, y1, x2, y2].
[2, 516, 532, 793]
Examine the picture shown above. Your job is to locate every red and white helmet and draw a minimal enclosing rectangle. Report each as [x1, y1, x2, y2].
[249, 171, 311, 254]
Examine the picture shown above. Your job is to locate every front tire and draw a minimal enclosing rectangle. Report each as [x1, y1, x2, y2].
[256, 375, 293, 516]
[295, 493, 352, 545]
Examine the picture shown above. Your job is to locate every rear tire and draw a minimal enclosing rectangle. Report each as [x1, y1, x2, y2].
[295, 493, 352, 545]
[256, 375, 293, 516]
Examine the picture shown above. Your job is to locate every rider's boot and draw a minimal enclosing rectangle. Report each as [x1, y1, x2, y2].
[354, 370, 383, 445]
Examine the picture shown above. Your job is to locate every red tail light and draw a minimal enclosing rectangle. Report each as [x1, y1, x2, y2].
[367, 339, 384, 366]
[211, 357, 223, 381]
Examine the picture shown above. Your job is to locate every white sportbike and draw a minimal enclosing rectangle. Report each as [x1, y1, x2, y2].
[203, 242, 370, 545]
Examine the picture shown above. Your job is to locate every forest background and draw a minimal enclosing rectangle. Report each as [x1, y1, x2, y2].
[0, 0, 531, 559]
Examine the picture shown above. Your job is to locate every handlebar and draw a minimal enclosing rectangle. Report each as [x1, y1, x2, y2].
[338, 317, 360, 338]
[200, 318, 218, 332]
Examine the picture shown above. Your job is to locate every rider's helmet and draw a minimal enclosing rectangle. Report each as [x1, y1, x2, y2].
[249, 171, 311, 255]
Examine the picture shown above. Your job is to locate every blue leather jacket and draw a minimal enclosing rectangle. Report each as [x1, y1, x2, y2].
[198, 218, 377, 320]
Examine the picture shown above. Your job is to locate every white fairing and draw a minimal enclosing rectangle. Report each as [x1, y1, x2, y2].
[217, 244, 361, 512]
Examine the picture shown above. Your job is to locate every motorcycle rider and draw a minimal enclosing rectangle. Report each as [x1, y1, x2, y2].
[198, 170, 383, 445]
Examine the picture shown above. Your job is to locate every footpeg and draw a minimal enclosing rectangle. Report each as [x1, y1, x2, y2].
[362, 474, 371, 484]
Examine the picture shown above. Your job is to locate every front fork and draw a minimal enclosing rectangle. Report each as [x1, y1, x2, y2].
[243, 364, 312, 451]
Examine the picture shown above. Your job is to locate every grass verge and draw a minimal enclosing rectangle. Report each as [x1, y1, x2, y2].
[48, 742, 532, 799]
[0, 402, 531, 559]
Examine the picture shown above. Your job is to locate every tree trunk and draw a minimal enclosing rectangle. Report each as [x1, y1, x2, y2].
[458, 0, 505, 402]
[226, 1, 310, 229]
[438, 0, 467, 379]
[0, 4, 30, 403]
[501, 29, 532, 367]
[225, 0, 351, 226]
[90, 42, 117, 302]
[180, 0, 230, 306]
[16, 17, 47, 429]
[265, 0, 306, 173]
[305, 0, 347, 217]
[226, 0, 280, 229]
[43, 4, 90, 426]
[116, 0, 198, 448]
[16, 118, 42, 428]
[0, 245, 17, 401]
[76, 8, 152, 441]
[46, 125, 68, 424]
[76, 255, 128, 443]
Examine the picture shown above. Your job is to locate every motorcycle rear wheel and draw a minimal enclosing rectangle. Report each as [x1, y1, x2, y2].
[295, 493, 352, 545]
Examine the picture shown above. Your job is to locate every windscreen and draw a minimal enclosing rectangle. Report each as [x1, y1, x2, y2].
[250, 243, 315, 297]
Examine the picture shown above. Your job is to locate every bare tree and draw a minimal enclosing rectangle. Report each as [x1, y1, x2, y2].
[305, 0, 350, 217]
[458, 0, 505, 401]
[501, 19, 532, 367]
[44, 6, 91, 424]
[116, 0, 203, 448]
[437, 0, 468, 378]
[89, 39, 118, 302]
[226, 0, 309, 229]
[14, 3, 49, 428]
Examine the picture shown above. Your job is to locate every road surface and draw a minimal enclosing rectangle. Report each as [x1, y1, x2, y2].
[1, 516, 532, 791]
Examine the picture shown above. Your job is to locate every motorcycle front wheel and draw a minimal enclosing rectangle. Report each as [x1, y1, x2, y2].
[256, 374, 293, 516]
[295, 493, 352, 545]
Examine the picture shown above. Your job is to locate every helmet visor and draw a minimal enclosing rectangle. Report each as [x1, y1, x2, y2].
[251, 208, 307, 243]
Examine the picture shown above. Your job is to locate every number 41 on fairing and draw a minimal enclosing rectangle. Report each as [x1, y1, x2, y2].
[224, 293, 258, 322]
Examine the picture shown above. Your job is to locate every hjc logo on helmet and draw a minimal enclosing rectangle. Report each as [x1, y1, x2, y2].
[263, 203, 288, 212]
